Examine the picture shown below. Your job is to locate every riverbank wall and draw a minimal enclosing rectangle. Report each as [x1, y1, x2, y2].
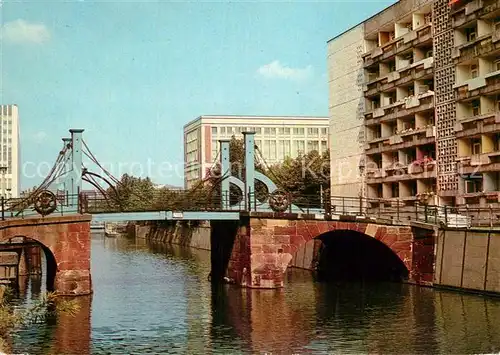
[130, 221, 211, 251]
[434, 228, 500, 294]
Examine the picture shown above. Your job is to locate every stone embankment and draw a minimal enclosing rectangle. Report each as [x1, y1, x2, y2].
[129, 221, 211, 250]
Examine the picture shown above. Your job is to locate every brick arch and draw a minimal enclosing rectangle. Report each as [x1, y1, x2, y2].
[286, 221, 413, 272]
[4, 235, 58, 291]
[0, 215, 92, 295]
[238, 218, 414, 288]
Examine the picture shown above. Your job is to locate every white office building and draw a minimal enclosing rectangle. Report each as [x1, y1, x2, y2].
[0, 105, 20, 198]
[183, 115, 329, 189]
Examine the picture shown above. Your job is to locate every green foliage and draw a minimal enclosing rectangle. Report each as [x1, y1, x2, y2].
[106, 174, 156, 211]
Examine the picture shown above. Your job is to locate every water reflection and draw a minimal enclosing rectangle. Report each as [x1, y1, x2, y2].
[7, 233, 500, 354]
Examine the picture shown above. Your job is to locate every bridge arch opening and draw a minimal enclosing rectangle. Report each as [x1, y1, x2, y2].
[313, 230, 409, 283]
[4, 237, 57, 293]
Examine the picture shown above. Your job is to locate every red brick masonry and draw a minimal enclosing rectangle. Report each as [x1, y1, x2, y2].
[226, 218, 426, 289]
[0, 214, 92, 296]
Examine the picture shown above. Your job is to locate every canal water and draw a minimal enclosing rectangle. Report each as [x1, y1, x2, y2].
[8, 232, 500, 354]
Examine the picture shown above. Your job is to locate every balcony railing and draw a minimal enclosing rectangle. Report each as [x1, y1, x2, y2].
[455, 111, 500, 136]
[362, 24, 433, 68]
[453, 32, 500, 62]
[455, 71, 500, 100]
[364, 60, 433, 97]
[365, 93, 434, 124]
[452, 0, 500, 28]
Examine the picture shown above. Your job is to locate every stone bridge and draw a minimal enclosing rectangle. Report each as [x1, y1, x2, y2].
[0, 214, 92, 295]
[211, 214, 435, 288]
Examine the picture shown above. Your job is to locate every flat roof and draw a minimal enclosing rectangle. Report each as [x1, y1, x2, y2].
[183, 114, 329, 129]
[327, 0, 399, 44]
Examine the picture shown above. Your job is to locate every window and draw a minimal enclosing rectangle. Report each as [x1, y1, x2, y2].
[295, 140, 305, 155]
[211, 127, 217, 135]
[220, 127, 226, 134]
[426, 50, 433, 58]
[388, 91, 397, 105]
[263, 140, 270, 157]
[284, 140, 291, 156]
[471, 138, 481, 155]
[278, 127, 284, 135]
[465, 175, 482, 193]
[321, 141, 328, 152]
[308, 127, 319, 136]
[255, 127, 262, 134]
[388, 61, 396, 72]
[283, 127, 291, 135]
[307, 140, 319, 152]
[264, 127, 271, 135]
[466, 28, 477, 42]
[293, 128, 305, 136]
[321, 127, 328, 135]
[269, 128, 276, 135]
[278, 140, 284, 157]
[495, 59, 500, 72]
[471, 64, 479, 79]
[270, 141, 277, 160]
[471, 100, 480, 116]
[391, 183, 399, 198]
[495, 18, 500, 31]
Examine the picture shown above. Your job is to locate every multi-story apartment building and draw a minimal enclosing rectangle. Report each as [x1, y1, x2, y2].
[452, 0, 500, 207]
[0, 105, 20, 198]
[329, 0, 499, 207]
[183, 115, 329, 189]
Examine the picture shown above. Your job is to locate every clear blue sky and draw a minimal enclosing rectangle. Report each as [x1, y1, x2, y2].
[0, 0, 395, 190]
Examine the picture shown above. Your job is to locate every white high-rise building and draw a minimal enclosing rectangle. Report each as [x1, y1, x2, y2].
[0, 105, 20, 198]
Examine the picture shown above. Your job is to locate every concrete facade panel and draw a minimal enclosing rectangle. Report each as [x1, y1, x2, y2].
[462, 232, 488, 291]
[439, 230, 465, 288]
[486, 233, 500, 293]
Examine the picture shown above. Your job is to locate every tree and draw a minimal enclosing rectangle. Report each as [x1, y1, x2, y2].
[267, 150, 330, 208]
[106, 174, 156, 211]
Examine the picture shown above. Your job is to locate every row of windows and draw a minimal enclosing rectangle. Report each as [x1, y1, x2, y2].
[185, 140, 198, 154]
[211, 126, 328, 137]
[211, 139, 328, 161]
[0, 106, 14, 117]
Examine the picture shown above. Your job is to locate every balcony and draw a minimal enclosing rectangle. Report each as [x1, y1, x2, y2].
[453, 31, 500, 63]
[363, 24, 433, 68]
[365, 132, 435, 155]
[365, 92, 435, 124]
[365, 160, 436, 184]
[457, 154, 500, 173]
[455, 71, 500, 100]
[455, 111, 500, 136]
[452, 0, 500, 28]
[364, 58, 434, 96]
